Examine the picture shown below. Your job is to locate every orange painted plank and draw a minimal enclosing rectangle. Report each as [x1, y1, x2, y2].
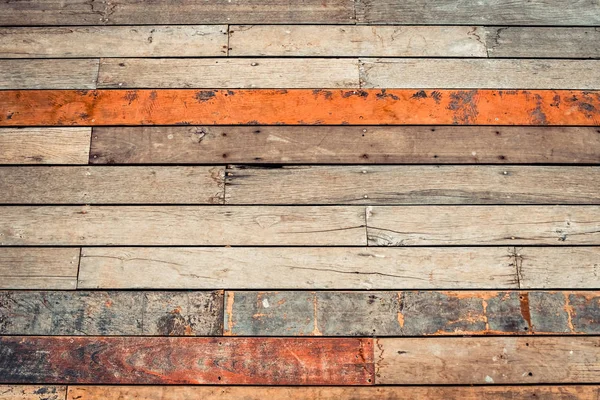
[1, 89, 598, 126]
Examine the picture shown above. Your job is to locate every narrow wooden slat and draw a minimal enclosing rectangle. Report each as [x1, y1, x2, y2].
[0, 386, 66, 400]
[366, 206, 600, 246]
[229, 25, 487, 57]
[89, 126, 600, 165]
[225, 166, 600, 205]
[0, 206, 365, 246]
[0, 128, 91, 165]
[0, 291, 223, 336]
[376, 337, 600, 384]
[0, 248, 79, 290]
[0, 60, 99, 90]
[0, 337, 373, 385]
[2, 89, 599, 126]
[0, 166, 225, 204]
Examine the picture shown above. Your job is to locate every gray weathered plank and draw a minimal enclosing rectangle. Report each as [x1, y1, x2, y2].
[0, 386, 66, 400]
[0, 59, 99, 90]
[0, 166, 225, 204]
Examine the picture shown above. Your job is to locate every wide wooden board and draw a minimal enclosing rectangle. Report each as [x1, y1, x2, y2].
[0, 59, 99, 90]
[0, 386, 66, 400]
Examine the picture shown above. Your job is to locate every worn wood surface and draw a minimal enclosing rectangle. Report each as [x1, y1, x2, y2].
[376, 337, 600, 384]
[0, 166, 225, 204]
[0, 337, 373, 385]
[0, 386, 66, 400]
[2, 89, 600, 126]
[0, 128, 91, 165]
[0, 59, 99, 90]
[225, 165, 600, 205]
[89, 126, 600, 164]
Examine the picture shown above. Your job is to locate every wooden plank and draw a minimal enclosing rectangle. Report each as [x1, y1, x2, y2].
[0, 166, 225, 204]
[0, 128, 91, 165]
[366, 206, 600, 246]
[0, 337, 373, 385]
[225, 166, 600, 205]
[0, 248, 79, 290]
[0, 60, 99, 90]
[89, 126, 600, 165]
[0, 291, 223, 336]
[98, 58, 359, 89]
[376, 337, 600, 384]
[0, 26, 228, 58]
[360, 59, 600, 90]
[0, 386, 66, 400]
[0, 206, 365, 246]
[229, 25, 487, 57]
[78, 247, 518, 290]
[486, 27, 600, 59]
[2, 89, 599, 126]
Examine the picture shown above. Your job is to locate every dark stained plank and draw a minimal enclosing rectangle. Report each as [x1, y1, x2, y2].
[0, 386, 66, 400]
[0, 337, 374, 385]
[0, 60, 99, 90]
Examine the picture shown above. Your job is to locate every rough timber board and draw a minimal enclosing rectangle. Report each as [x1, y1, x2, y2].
[0, 59, 99, 90]
[0, 386, 66, 400]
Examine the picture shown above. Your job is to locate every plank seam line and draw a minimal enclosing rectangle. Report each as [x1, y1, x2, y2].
[93, 59, 101, 89]
[226, 24, 231, 56]
[75, 247, 82, 290]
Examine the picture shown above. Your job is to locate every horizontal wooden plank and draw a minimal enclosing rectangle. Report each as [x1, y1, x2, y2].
[89, 126, 600, 164]
[0, 26, 227, 58]
[0, 386, 66, 400]
[78, 247, 518, 290]
[0, 166, 225, 204]
[376, 337, 600, 384]
[0, 291, 222, 336]
[0, 248, 79, 290]
[367, 206, 600, 245]
[0, 206, 366, 246]
[229, 25, 487, 57]
[0, 59, 99, 90]
[0, 337, 373, 384]
[225, 166, 600, 205]
[2, 89, 599, 126]
[98, 58, 359, 89]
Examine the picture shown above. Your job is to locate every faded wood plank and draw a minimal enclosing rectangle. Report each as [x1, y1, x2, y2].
[229, 25, 487, 57]
[0, 166, 225, 204]
[89, 126, 600, 165]
[225, 166, 600, 205]
[0, 337, 373, 385]
[0, 128, 91, 165]
[0, 60, 99, 90]
[376, 337, 600, 384]
[0, 248, 79, 290]
[0, 206, 365, 246]
[0, 386, 66, 400]
[367, 206, 600, 246]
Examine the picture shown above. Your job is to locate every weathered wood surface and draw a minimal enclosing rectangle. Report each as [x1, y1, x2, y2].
[366, 206, 600, 246]
[78, 247, 518, 290]
[98, 58, 359, 89]
[0, 386, 66, 400]
[225, 166, 600, 205]
[0, 248, 79, 290]
[0, 337, 373, 385]
[375, 337, 600, 384]
[0, 60, 99, 90]
[229, 25, 487, 57]
[2, 89, 600, 126]
[89, 126, 600, 164]
[0, 206, 365, 246]
[0, 166, 225, 204]
[0, 128, 91, 165]
[0, 291, 223, 336]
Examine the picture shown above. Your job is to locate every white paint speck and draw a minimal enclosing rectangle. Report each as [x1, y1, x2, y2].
[485, 375, 494, 383]
[262, 298, 270, 308]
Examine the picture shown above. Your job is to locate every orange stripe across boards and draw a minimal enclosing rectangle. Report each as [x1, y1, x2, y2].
[1, 89, 599, 126]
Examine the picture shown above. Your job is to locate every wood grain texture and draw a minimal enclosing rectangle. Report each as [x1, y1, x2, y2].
[0, 248, 79, 290]
[0, 337, 373, 385]
[229, 25, 487, 57]
[225, 165, 600, 205]
[0, 386, 66, 400]
[366, 206, 600, 246]
[0, 291, 223, 336]
[376, 337, 600, 384]
[89, 126, 600, 165]
[0, 128, 91, 165]
[78, 247, 518, 290]
[0, 206, 365, 246]
[0, 166, 225, 204]
[0, 60, 99, 90]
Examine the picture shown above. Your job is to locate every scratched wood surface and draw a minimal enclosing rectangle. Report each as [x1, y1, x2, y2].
[0, 59, 99, 89]
[0, 386, 67, 400]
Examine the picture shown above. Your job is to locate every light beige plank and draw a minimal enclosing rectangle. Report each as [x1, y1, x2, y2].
[0, 167, 225, 204]
[98, 58, 359, 89]
[0, 386, 67, 400]
[0, 128, 91, 165]
[0, 26, 227, 58]
[367, 206, 600, 246]
[0, 59, 99, 90]
[0, 248, 79, 289]
[229, 25, 487, 57]
[360, 59, 600, 89]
